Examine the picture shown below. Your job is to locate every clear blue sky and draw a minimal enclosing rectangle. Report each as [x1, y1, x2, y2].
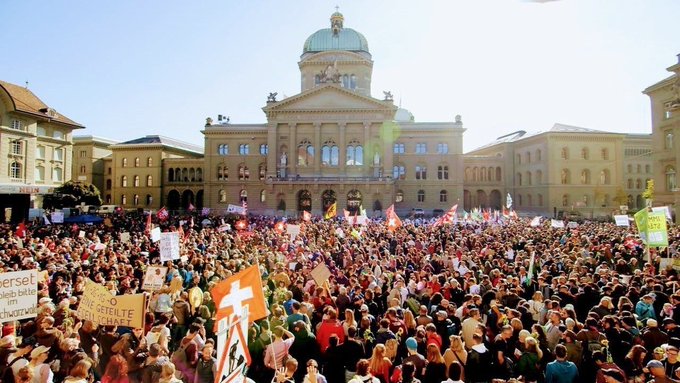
[1, 1, 678, 152]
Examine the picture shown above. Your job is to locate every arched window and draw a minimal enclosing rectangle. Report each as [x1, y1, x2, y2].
[666, 166, 677, 191]
[526, 171, 532, 185]
[217, 166, 228, 180]
[342, 74, 350, 88]
[133, 175, 140, 187]
[666, 131, 674, 150]
[35, 166, 44, 182]
[439, 190, 448, 203]
[219, 189, 227, 203]
[417, 190, 425, 202]
[581, 169, 591, 184]
[600, 169, 611, 184]
[627, 178, 633, 189]
[259, 163, 266, 180]
[122, 158, 128, 167]
[637, 164, 642, 173]
[147, 175, 153, 187]
[218, 144, 229, 155]
[601, 148, 609, 160]
[536, 149, 542, 161]
[645, 165, 651, 174]
[238, 163, 249, 180]
[322, 140, 339, 166]
[561, 147, 569, 160]
[196, 168, 203, 181]
[121, 194, 127, 205]
[146, 194, 152, 206]
[415, 165, 427, 180]
[134, 194, 139, 205]
[174, 168, 181, 182]
[239, 144, 249, 155]
[537, 194, 543, 206]
[134, 157, 140, 167]
[527, 194, 532, 206]
[516, 172, 522, 186]
[487, 167, 493, 181]
[350, 74, 357, 89]
[496, 167, 502, 181]
[260, 144, 269, 155]
[627, 164, 632, 173]
[106, 179, 112, 190]
[636, 179, 642, 189]
[121, 176, 128, 187]
[393, 165, 405, 180]
[346, 140, 363, 166]
[260, 189, 266, 202]
[395, 190, 404, 203]
[147, 157, 153, 167]
[561, 169, 570, 184]
[517, 194, 523, 207]
[239, 189, 248, 203]
[438, 165, 449, 180]
[464, 167, 470, 182]
[472, 167, 478, 182]
[297, 139, 314, 166]
[526, 151, 531, 163]
[581, 147, 589, 160]
[536, 170, 543, 184]
[9, 162, 21, 179]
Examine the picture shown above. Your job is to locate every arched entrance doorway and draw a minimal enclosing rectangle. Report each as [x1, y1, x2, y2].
[182, 189, 195, 210]
[347, 189, 362, 214]
[168, 190, 180, 210]
[298, 190, 311, 212]
[476, 190, 488, 209]
[321, 190, 336, 211]
[196, 190, 204, 210]
[489, 190, 502, 210]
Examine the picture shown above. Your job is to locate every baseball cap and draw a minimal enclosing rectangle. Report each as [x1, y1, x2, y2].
[647, 360, 664, 369]
[360, 304, 369, 312]
[30, 345, 50, 359]
[405, 337, 418, 350]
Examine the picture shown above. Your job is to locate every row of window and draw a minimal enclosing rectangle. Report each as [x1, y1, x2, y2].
[8, 162, 63, 182]
[218, 189, 266, 203]
[464, 167, 503, 183]
[627, 178, 652, 190]
[394, 190, 449, 203]
[8, 120, 64, 139]
[392, 165, 450, 180]
[515, 150, 543, 164]
[121, 157, 154, 167]
[560, 169, 611, 185]
[119, 194, 153, 206]
[120, 175, 154, 188]
[560, 147, 610, 160]
[217, 164, 266, 181]
[314, 73, 358, 90]
[217, 144, 269, 156]
[626, 163, 652, 174]
[393, 143, 449, 155]
[35, 146, 64, 161]
[168, 168, 203, 183]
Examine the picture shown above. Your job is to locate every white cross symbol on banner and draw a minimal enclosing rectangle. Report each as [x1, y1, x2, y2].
[388, 218, 396, 227]
[219, 280, 253, 318]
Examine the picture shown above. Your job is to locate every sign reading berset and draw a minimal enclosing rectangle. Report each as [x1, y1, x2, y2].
[0, 270, 38, 323]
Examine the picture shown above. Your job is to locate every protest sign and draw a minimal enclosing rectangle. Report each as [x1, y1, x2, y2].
[310, 263, 332, 286]
[0, 270, 38, 323]
[120, 232, 131, 243]
[614, 215, 630, 227]
[634, 209, 648, 243]
[286, 224, 301, 240]
[142, 266, 168, 291]
[150, 227, 161, 242]
[76, 279, 145, 328]
[227, 204, 246, 215]
[550, 219, 565, 228]
[160, 232, 180, 262]
[647, 211, 669, 247]
[652, 206, 672, 220]
[79, 230, 86, 238]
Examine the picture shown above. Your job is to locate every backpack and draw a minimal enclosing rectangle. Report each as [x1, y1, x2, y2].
[171, 339, 192, 369]
[586, 332, 604, 354]
[1, 357, 22, 383]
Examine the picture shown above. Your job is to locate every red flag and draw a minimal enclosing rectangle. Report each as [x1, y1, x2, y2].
[385, 204, 402, 231]
[302, 210, 311, 222]
[16, 222, 26, 238]
[274, 222, 285, 233]
[235, 220, 248, 231]
[157, 207, 169, 221]
[211, 265, 267, 324]
[434, 204, 458, 227]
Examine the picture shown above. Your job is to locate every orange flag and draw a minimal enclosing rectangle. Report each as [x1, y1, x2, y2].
[211, 265, 267, 324]
[385, 204, 402, 231]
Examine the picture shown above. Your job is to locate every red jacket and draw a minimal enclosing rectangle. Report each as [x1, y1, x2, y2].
[316, 320, 345, 353]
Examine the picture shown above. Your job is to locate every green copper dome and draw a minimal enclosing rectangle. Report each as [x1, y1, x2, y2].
[302, 12, 369, 54]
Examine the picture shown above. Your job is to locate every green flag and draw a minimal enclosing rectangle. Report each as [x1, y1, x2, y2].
[634, 209, 648, 244]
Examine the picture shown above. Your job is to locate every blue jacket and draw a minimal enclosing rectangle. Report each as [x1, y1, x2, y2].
[545, 360, 578, 383]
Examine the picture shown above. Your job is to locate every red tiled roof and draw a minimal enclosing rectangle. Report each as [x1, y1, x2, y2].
[0, 80, 84, 128]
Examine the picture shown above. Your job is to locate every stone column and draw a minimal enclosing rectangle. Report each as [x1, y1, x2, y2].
[266, 121, 277, 178]
[314, 122, 321, 175]
[288, 123, 297, 177]
[339, 122, 347, 174]
[363, 122, 371, 176]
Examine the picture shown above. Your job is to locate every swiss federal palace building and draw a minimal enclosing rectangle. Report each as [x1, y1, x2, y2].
[3, 12, 680, 220]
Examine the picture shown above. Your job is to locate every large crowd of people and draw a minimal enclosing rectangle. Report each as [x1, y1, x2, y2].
[0, 210, 680, 383]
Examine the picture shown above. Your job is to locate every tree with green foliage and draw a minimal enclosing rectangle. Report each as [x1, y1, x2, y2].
[45, 181, 102, 209]
[642, 179, 655, 201]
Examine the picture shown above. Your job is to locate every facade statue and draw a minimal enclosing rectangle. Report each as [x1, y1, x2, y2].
[280, 152, 287, 166]
[320, 62, 341, 83]
[267, 92, 278, 102]
[205, 117, 213, 126]
[383, 91, 393, 101]
[373, 152, 380, 165]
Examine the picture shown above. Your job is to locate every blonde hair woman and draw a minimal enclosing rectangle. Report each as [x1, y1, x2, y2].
[529, 291, 544, 323]
[368, 343, 392, 383]
[443, 335, 467, 380]
[385, 338, 399, 362]
[403, 309, 417, 337]
[342, 309, 357, 336]
[158, 363, 183, 383]
[424, 343, 447, 383]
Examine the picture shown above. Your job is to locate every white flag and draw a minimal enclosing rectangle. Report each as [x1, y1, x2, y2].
[550, 219, 565, 228]
[506, 193, 513, 209]
[530, 217, 541, 227]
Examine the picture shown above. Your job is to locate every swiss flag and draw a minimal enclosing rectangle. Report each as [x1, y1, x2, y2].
[211, 265, 267, 324]
[302, 210, 312, 222]
[434, 204, 458, 227]
[385, 204, 402, 231]
[156, 207, 169, 221]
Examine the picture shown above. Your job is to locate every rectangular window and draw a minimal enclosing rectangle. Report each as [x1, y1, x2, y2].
[437, 143, 449, 154]
[393, 143, 405, 154]
[35, 167, 44, 182]
[415, 143, 427, 154]
[11, 119, 23, 130]
[36, 146, 45, 159]
[260, 144, 269, 155]
[54, 148, 63, 162]
[11, 140, 22, 155]
[239, 144, 249, 155]
[80, 150, 87, 158]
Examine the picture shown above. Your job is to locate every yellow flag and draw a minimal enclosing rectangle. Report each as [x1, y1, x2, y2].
[324, 202, 337, 219]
